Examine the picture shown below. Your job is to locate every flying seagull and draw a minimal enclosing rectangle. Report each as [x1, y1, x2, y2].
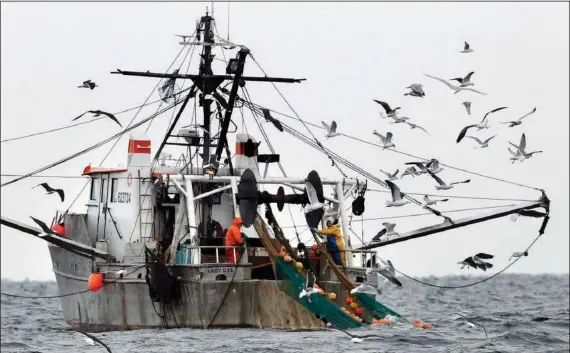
[368, 258, 403, 287]
[509, 251, 528, 261]
[404, 161, 429, 174]
[401, 166, 419, 178]
[426, 159, 443, 174]
[384, 180, 409, 207]
[31, 182, 65, 202]
[373, 130, 395, 149]
[500, 107, 537, 128]
[321, 120, 340, 138]
[77, 80, 98, 90]
[450, 72, 475, 87]
[508, 133, 543, 162]
[373, 100, 401, 117]
[458, 253, 494, 270]
[404, 84, 425, 97]
[380, 169, 399, 180]
[326, 328, 381, 343]
[460, 41, 473, 53]
[404, 121, 430, 135]
[76, 331, 113, 353]
[299, 287, 319, 300]
[372, 222, 398, 240]
[350, 283, 382, 296]
[456, 107, 508, 143]
[466, 135, 497, 149]
[426, 169, 470, 190]
[389, 116, 410, 124]
[462, 101, 472, 115]
[261, 108, 284, 132]
[423, 194, 449, 206]
[73, 110, 122, 128]
[29, 216, 57, 236]
[424, 74, 487, 95]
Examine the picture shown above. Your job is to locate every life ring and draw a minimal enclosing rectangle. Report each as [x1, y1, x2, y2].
[127, 172, 133, 187]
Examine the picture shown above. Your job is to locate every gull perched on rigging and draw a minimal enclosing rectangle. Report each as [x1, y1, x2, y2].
[322, 120, 340, 138]
[31, 183, 65, 202]
[367, 259, 403, 287]
[380, 169, 399, 180]
[373, 100, 401, 117]
[450, 71, 475, 87]
[350, 283, 382, 296]
[404, 84, 425, 97]
[404, 121, 430, 135]
[456, 107, 508, 143]
[508, 133, 543, 162]
[500, 107, 537, 128]
[373, 130, 395, 149]
[509, 251, 528, 261]
[458, 253, 494, 271]
[423, 194, 449, 206]
[384, 180, 410, 207]
[426, 169, 470, 190]
[424, 74, 487, 95]
[372, 222, 398, 240]
[401, 166, 419, 178]
[460, 41, 474, 53]
[77, 79, 98, 90]
[463, 101, 472, 115]
[261, 108, 284, 132]
[466, 135, 497, 149]
[73, 110, 122, 128]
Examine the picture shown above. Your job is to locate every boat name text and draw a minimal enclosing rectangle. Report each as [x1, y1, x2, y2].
[117, 192, 132, 204]
[207, 267, 234, 274]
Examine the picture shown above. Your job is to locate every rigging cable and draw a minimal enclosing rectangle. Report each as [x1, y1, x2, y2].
[392, 214, 549, 289]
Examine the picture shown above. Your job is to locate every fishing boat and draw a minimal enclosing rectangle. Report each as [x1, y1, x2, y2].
[0, 8, 550, 332]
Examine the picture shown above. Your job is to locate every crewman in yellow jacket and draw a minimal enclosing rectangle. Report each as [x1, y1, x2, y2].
[311, 217, 346, 267]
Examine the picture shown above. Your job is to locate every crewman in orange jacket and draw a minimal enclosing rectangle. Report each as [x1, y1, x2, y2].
[225, 217, 245, 264]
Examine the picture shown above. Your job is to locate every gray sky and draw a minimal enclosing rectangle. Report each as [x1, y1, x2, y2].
[1, 2, 568, 281]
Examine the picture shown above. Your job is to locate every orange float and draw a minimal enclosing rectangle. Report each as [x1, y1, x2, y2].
[345, 297, 352, 305]
[284, 255, 292, 262]
[422, 323, 432, 329]
[88, 272, 103, 292]
[349, 302, 358, 310]
[295, 261, 303, 270]
[279, 250, 286, 258]
[355, 307, 363, 315]
[327, 292, 337, 300]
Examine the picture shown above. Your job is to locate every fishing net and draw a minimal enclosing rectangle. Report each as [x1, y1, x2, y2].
[354, 292, 401, 319]
[274, 257, 363, 329]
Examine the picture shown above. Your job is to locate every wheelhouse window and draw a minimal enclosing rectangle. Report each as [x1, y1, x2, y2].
[90, 178, 99, 201]
[111, 178, 119, 202]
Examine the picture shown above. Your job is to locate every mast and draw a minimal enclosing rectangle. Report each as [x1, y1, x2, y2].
[200, 11, 214, 166]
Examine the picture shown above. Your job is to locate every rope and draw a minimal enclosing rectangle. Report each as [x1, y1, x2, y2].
[1, 265, 145, 298]
[394, 215, 548, 289]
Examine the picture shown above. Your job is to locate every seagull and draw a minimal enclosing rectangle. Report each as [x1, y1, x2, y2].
[426, 169, 470, 190]
[373, 100, 401, 117]
[322, 120, 340, 138]
[458, 253, 494, 271]
[350, 283, 382, 296]
[326, 328, 381, 343]
[423, 195, 449, 206]
[460, 41, 473, 53]
[404, 84, 425, 97]
[500, 107, 537, 128]
[370, 259, 403, 287]
[373, 130, 395, 149]
[261, 108, 284, 132]
[299, 287, 319, 300]
[401, 166, 420, 178]
[384, 180, 410, 207]
[73, 110, 122, 128]
[508, 133, 543, 162]
[462, 101, 472, 115]
[380, 169, 399, 180]
[372, 222, 398, 240]
[509, 251, 528, 261]
[76, 331, 113, 353]
[77, 80, 98, 90]
[424, 74, 487, 95]
[426, 159, 443, 174]
[31, 183, 65, 202]
[508, 147, 525, 163]
[456, 107, 508, 143]
[404, 161, 429, 174]
[450, 71, 475, 87]
[181, 124, 209, 134]
[465, 135, 497, 149]
[30, 216, 57, 236]
[404, 121, 430, 135]
[304, 177, 326, 213]
[389, 116, 410, 124]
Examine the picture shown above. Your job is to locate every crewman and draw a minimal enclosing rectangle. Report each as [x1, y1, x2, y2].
[311, 217, 346, 267]
[225, 217, 245, 264]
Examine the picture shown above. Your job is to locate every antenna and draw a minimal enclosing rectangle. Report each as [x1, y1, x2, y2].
[211, 1, 215, 18]
[227, 2, 230, 41]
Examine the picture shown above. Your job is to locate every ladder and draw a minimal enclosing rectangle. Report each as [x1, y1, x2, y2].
[138, 170, 154, 242]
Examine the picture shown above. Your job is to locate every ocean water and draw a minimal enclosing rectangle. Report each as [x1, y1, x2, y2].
[1, 274, 568, 353]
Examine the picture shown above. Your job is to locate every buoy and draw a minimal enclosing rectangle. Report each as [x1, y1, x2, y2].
[327, 292, 337, 300]
[421, 323, 432, 329]
[349, 313, 355, 318]
[52, 223, 65, 236]
[355, 307, 363, 315]
[311, 244, 318, 252]
[284, 255, 292, 262]
[356, 317, 363, 322]
[345, 297, 352, 305]
[295, 261, 303, 270]
[376, 319, 391, 325]
[279, 251, 287, 258]
[414, 321, 423, 328]
[349, 302, 358, 310]
[318, 288, 325, 295]
[88, 273, 103, 292]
